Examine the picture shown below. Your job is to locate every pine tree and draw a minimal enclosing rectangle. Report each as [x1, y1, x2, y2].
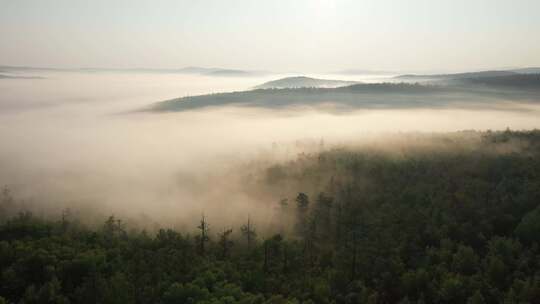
[218, 228, 233, 259]
[241, 216, 257, 250]
[197, 214, 210, 255]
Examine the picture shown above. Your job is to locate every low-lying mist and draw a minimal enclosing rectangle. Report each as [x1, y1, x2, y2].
[1, 71, 540, 232]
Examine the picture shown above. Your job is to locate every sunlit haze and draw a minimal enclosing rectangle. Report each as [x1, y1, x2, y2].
[1, 0, 539, 72]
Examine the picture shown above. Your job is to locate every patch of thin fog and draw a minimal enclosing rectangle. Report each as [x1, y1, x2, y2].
[0, 71, 539, 228]
[0, 71, 280, 114]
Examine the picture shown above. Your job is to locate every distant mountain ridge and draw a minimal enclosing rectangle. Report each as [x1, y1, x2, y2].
[394, 71, 540, 90]
[0, 74, 44, 79]
[510, 67, 540, 74]
[0, 65, 268, 77]
[395, 70, 518, 81]
[255, 76, 359, 89]
[2, 65, 539, 77]
[450, 74, 540, 88]
[177, 66, 267, 77]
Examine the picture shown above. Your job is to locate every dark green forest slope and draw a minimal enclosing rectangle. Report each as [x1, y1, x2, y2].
[2, 130, 540, 303]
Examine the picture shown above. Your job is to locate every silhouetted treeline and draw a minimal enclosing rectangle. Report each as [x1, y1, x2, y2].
[2, 130, 540, 303]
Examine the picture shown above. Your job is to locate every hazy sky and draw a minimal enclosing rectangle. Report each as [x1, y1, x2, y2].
[1, 0, 539, 72]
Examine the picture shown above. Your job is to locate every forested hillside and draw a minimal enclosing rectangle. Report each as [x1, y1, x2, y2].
[2, 130, 540, 303]
[151, 75, 540, 112]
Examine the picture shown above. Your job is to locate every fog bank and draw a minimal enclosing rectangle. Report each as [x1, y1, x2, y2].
[1, 71, 540, 230]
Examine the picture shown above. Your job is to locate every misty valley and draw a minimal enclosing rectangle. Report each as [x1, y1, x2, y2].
[0, 65, 540, 304]
[4, 0, 540, 302]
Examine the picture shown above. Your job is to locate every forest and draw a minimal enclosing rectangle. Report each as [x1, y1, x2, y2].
[1, 130, 540, 304]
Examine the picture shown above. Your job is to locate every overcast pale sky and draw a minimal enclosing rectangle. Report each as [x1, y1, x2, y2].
[1, 0, 539, 72]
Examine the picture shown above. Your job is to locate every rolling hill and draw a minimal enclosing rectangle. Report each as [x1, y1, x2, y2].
[148, 74, 540, 112]
[254, 76, 359, 89]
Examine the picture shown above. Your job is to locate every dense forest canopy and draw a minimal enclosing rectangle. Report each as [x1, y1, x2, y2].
[2, 130, 540, 303]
